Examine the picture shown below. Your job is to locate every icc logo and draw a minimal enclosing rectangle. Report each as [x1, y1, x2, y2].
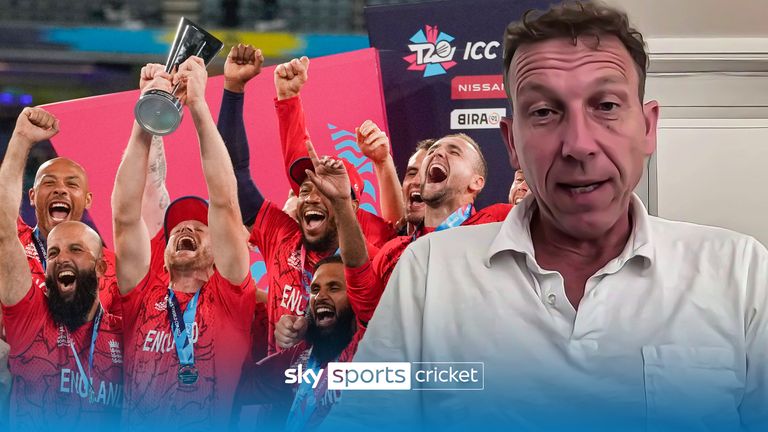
[404, 25, 457, 77]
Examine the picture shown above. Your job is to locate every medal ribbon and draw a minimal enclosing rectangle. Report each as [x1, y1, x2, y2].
[167, 287, 201, 366]
[411, 204, 473, 241]
[68, 307, 103, 403]
[285, 348, 339, 432]
[32, 226, 47, 270]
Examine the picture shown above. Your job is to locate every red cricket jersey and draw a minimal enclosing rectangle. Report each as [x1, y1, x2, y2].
[275, 96, 397, 249]
[346, 203, 513, 325]
[236, 326, 364, 430]
[16, 218, 170, 317]
[249, 201, 379, 355]
[120, 269, 257, 430]
[1, 278, 124, 431]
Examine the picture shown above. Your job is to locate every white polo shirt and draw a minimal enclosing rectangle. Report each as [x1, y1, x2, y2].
[325, 195, 768, 432]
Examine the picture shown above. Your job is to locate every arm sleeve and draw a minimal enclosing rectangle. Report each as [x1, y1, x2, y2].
[275, 96, 311, 195]
[344, 260, 384, 326]
[740, 237, 768, 431]
[1, 279, 46, 355]
[218, 89, 265, 226]
[211, 270, 257, 332]
[356, 209, 397, 249]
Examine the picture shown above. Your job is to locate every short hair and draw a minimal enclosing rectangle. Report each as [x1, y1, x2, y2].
[415, 138, 436, 153]
[503, 1, 648, 105]
[439, 133, 488, 180]
[314, 254, 344, 273]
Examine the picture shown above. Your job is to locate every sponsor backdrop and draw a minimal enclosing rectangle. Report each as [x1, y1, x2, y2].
[365, 0, 550, 208]
[41, 48, 388, 288]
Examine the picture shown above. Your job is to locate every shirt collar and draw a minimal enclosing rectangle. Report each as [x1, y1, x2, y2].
[486, 194, 655, 268]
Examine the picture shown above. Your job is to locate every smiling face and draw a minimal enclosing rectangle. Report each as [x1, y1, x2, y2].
[296, 179, 339, 252]
[509, 169, 531, 205]
[305, 259, 356, 363]
[419, 136, 485, 209]
[308, 261, 350, 332]
[402, 149, 427, 226]
[501, 35, 658, 240]
[29, 158, 93, 239]
[44, 221, 105, 331]
[164, 220, 214, 272]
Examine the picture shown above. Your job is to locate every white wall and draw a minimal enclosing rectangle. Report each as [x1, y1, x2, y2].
[641, 37, 768, 245]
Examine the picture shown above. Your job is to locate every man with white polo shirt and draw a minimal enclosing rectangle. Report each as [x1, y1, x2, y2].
[325, 2, 768, 431]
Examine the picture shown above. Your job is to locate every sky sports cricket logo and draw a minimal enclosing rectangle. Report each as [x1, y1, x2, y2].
[285, 362, 484, 391]
[404, 25, 502, 78]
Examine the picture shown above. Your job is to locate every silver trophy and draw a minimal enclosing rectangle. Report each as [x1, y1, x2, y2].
[134, 17, 224, 136]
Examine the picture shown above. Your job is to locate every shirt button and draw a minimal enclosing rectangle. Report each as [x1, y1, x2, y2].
[546, 293, 556, 305]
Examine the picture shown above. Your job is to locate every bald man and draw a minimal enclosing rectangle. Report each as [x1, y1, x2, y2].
[13, 133, 170, 316]
[0, 108, 123, 430]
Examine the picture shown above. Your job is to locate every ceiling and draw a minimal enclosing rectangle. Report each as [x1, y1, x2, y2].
[603, 0, 768, 38]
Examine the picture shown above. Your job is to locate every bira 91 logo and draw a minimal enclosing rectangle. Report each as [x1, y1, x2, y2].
[404, 25, 502, 78]
[450, 108, 507, 130]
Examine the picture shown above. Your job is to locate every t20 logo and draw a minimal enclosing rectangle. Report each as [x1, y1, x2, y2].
[404, 25, 457, 78]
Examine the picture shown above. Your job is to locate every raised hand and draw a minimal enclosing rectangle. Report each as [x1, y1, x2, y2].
[12, 107, 59, 145]
[139, 63, 170, 92]
[356, 120, 392, 164]
[224, 44, 264, 93]
[173, 56, 208, 107]
[275, 314, 307, 349]
[304, 140, 351, 203]
[274, 56, 309, 100]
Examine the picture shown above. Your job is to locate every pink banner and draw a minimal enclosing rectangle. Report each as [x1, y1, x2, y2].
[43, 48, 388, 250]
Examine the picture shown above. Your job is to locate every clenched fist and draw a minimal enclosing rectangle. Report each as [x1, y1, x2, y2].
[275, 314, 308, 349]
[274, 56, 310, 100]
[12, 107, 59, 145]
[356, 120, 392, 164]
[224, 44, 264, 93]
[173, 56, 208, 107]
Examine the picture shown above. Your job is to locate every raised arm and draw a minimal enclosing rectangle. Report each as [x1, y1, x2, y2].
[0, 108, 58, 305]
[274, 57, 312, 191]
[112, 66, 171, 294]
[141, 135, 170, 236]
[304, 140, 368, 267]
[218, 44, 266, 230]
[138, 64, 172, 236]
[357, 120, 404, 224]
[178, 56, 249, 284]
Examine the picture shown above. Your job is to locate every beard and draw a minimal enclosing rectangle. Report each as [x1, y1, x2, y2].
[421, 183, 458, 207]
[165, 246, 215, 273]
[301, 223, 339, 253]
[45, 268, 99, 332]
[305, 304, 356, 363]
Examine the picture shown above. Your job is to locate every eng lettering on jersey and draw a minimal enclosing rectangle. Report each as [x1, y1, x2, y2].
[280, 284, 306, 315]
[142, 322, 200, 353]
[59, 368, 123, 408]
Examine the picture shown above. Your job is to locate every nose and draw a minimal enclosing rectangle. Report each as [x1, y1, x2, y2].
[305, 187, 322, 203]
[177, 225, 194, 234]
[561, 109, 600, 162]
[52, 181, 69, 196]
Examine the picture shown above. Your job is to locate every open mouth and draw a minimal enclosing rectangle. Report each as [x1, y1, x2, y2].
[314, 304, 336, 327]
[303, 209, 327, 231]
[557, 180, 608, 195]
[48, 201, 71, 222]
[427, 163, 449, 184]
[176, 235, 198, 252]
[57, 269, 77, 291]
[408, 190, 423, 206]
